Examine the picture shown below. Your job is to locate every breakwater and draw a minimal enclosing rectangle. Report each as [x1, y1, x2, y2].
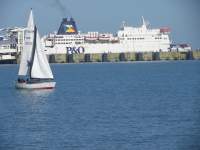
[48, 51, 200, 63]
[1, 51, 200, 64]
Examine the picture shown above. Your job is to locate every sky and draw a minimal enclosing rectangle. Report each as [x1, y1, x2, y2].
[0, 0, 200, 49]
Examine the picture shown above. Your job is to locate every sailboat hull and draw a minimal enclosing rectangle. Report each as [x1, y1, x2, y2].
[16, 81, 56, 89]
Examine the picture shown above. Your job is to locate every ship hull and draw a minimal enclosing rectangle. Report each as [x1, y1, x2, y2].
[16, 81, 56, 89]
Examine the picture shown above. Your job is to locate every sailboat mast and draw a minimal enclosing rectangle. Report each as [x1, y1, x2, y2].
[29, 26, 37, 79]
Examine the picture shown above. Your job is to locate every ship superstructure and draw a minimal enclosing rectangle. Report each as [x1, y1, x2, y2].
[117, 17, 171, 52]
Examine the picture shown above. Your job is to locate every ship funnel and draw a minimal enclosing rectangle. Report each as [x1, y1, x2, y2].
[57, 17, 78, 35]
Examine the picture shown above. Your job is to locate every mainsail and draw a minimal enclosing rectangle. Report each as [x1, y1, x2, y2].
[18, 9, 34, 76]
[30, 27, 54, 79]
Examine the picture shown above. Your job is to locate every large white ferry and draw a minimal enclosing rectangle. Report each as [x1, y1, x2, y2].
[42, 17, 175, 55]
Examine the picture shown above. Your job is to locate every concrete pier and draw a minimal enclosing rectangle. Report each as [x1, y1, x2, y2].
[12, 50, 200, 64]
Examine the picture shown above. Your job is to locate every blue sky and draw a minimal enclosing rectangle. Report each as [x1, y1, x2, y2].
[0, 0, 199, 48]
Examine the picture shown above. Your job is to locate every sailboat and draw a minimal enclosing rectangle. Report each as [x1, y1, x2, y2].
[16, 9, 56, 89]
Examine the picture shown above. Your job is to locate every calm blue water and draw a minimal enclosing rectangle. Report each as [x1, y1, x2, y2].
[0, 61, 200, 150]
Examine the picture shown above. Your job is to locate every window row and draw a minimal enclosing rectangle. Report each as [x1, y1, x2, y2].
[55, 38, 83, 41]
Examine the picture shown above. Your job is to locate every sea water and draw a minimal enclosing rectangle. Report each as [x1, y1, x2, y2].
[0, 61, 199, 150]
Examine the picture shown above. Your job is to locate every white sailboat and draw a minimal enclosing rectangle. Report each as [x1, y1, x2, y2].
[16, 9, 56, 89]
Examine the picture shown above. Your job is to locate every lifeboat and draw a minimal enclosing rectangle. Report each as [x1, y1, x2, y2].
[160, 27, 170, 33]
[84, 36, 98, 41]
[98, 34, 110, 41]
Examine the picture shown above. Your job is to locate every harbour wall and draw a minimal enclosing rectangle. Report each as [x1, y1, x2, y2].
[48, 51, 200, 63]
[1, 51, 200, 64]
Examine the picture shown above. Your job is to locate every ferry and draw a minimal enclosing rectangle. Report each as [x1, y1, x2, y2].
[41, 16, 177, 55]
[0, 28, 18, 63]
